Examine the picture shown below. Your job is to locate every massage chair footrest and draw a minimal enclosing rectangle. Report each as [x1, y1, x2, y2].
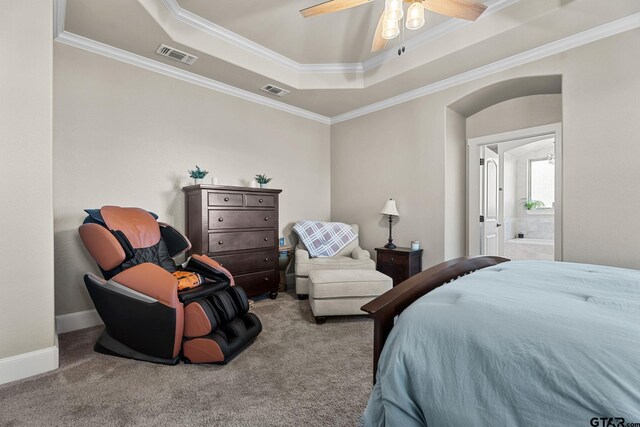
[95, 329, 180, 365]
[182, 313, 262, 364]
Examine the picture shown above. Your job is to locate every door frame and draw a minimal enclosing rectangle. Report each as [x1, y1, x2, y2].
[467, 123, 563, 260]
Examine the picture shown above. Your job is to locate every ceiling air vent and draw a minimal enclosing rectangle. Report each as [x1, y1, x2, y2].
[260, 84, 290, 97]
[156, 44, 198, 65]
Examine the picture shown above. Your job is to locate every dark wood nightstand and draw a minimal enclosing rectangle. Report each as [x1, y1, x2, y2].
[375, 247, 423, 286]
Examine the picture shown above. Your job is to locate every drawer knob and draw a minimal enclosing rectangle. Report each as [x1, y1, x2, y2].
[259, 199, 263, 203]
[264, 217, 269, 221]
[390, 257, 394, 262]
[264, 237, 269, 241]
[218, 240, 224, 245]
[264, 277, 269, 281]
[218, 217, 224, 222]
[264, 258, 269, 262]
[224, 197, 229, 202]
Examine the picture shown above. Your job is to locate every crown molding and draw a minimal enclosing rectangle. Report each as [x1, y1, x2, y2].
[52, 0, 640, 126]
[331, 12, 640, 124]
[54, 31, 331, 125]
[53, 0, 66, 38]
[159, 0, 516, 75]
[160, 0, 363, 74]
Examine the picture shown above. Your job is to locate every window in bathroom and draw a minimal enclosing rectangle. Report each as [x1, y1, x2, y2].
[528, 158, 555, 208]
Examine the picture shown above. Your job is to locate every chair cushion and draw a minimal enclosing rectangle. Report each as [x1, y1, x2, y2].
[296, 256, 375, 276]
[309, 270, 392, 299]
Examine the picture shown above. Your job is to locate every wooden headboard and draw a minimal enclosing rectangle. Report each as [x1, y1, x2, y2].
[361, 256, 510, 383]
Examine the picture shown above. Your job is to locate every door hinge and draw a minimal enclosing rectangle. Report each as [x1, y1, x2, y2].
[479, 158, 485, 166]
[479, 215, 485, 223]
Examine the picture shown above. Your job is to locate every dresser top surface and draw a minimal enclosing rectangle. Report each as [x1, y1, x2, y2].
[375, 247, 423, 254]
[183, 184, 282, 194]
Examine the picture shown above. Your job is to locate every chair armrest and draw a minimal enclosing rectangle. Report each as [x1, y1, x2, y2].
[295, 245, 310, 262]
[186, 254, 235, 287]
[110, 263, 180, 309]
[351, 247, 371, 260]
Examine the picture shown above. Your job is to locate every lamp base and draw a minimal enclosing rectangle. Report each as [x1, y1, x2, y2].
[384, 242, 397, 250]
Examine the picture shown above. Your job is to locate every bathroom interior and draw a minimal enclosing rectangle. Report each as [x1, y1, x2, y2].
[494, 137, 556, 261]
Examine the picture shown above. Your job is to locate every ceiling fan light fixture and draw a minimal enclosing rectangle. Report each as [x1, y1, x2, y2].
[381, 17, 400, 40]
[406, 2, 425, 30]
[384, 0, 404, 21]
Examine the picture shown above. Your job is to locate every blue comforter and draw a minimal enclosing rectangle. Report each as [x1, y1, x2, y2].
[363, 261, 640, 426]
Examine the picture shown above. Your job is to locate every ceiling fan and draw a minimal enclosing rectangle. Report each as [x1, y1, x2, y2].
[300, 0, 488, 53]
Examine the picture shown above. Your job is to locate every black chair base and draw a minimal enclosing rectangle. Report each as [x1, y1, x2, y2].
[94, 329, 180, 365]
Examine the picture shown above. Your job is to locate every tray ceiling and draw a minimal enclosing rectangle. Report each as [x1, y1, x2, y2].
[59, 0, 640, 119]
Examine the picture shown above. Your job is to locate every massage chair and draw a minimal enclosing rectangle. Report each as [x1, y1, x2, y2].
[78, 206, 261, 365]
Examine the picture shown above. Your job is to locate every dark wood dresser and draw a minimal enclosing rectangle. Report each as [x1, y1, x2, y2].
[183, 185, 282, 299]
[375, 247, 423, 286]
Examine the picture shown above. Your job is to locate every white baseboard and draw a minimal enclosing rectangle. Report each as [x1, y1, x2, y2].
[55, 309, 103, 334]
[0, 341, 59, 386]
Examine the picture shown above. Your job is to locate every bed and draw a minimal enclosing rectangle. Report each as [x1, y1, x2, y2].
[361, 257, 640, 426]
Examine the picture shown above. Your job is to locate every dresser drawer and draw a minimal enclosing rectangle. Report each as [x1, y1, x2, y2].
[209, 230, 275, 252]
[377, 251, 408, 267]
[234, 270, 279, 296]
[245, 194, 275, 208]
[208, 192, 243, 207]
[212, 249, 277, 275]
[208, 210, 275, 230]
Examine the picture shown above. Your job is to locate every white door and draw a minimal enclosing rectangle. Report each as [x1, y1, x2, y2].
[482, 147, 500, 256]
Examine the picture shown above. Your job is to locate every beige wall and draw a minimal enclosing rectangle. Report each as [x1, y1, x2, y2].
[0, 1, 55, 358]
[54, 45, 331, 315]
[444, 108, 467, 259]
[467, 94, 562, 139]
[331, 29, 640, 270]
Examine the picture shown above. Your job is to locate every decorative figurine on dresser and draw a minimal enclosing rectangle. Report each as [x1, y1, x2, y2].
[183, 185, 282, 299]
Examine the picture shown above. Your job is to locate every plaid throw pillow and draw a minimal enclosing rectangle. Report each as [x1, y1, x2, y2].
[293, 221, 357, 258]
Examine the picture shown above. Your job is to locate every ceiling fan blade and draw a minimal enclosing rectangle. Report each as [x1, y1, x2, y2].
[421, 0, 487, 21]
[371, 11, 387, 52]
[300, 0, 372, 18]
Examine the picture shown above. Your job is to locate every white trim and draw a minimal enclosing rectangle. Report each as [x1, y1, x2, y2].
[332, 12, 640, 124]
[53, 0, 640, 125]
[160, 0, 515, 74]
[467, 123, 563, 261]
[0, 343, 59, 386]
[55, 309, 103, 334]
[54, 32, 331, 125]
[53, 0, 66, 38]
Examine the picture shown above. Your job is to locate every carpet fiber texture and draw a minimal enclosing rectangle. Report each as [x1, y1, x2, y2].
[0, 291, 373, 426]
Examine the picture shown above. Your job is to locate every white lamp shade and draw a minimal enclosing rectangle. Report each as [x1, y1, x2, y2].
[381, 18, 400, 40]
[380, 199, 399, 216]
[406, 2, 425, 30]
[384, 0, 404, 21]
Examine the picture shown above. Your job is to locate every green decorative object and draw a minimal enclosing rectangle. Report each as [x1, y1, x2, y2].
[520, 199, 545, 210]
[188, 165, 209, 184]
[255, 174, 272, 188]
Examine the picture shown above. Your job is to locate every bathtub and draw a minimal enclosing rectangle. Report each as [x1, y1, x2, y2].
[504, 238, 554, 261]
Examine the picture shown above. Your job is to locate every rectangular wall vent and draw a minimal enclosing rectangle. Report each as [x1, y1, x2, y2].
[156, 44, 198, 65]
[260, 84, 290, 97]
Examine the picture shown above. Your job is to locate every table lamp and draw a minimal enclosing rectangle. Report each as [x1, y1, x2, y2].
[380, 199, 399, 249]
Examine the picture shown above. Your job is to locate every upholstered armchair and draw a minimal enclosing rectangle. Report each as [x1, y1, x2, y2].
[294, 224, 375, 298]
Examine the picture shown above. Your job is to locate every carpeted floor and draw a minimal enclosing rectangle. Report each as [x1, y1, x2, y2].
[0, 291, 373, 426]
